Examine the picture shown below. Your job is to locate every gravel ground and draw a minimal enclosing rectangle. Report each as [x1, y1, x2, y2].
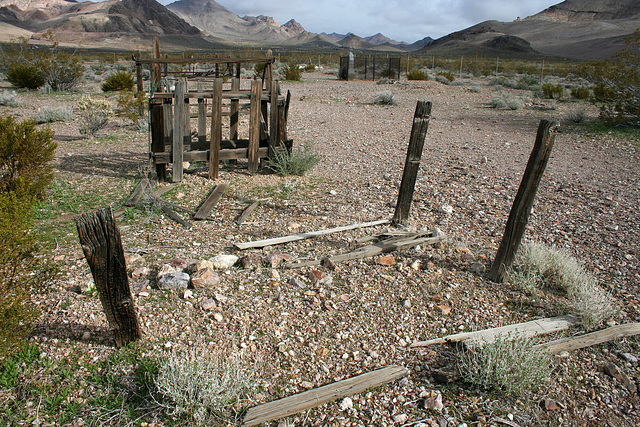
[2, 68, 640, 426]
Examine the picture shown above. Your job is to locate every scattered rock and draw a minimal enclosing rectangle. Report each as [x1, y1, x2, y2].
[339, 397, 353, 411]
[131, 266, 150, 279]
[183, 289, 193, 299]
[199, 298, 216, 310]
[321, 257, 337, 270]
[289, 277, 306, 288]
[240, 253, 263, 270]
[300, 380, 314, 389]
[469, 262, 485, 274]
[393, 413, 408, 424]
[156, 264, 177, 279]
[214, 293, 228, 304]
[187, 259, 213, 273]
[604, 362, 637, 393]
[157, 272, 190, 290]
[621, 353, 639, 364]
[190, 267, 220, 288]
[213, 313, 223, 322]
[377, 255, 396, 266]
[168, 258, 189, 270]
[441, 205, 453, 214]
[308, 269, 325, 284]
[422, 393, 444, 411]
[210, 254, 239, 269]
[124, 254, 144, 265]
[539, 398, 562, 411]
[268, 253, 294, 267]
[436, 304, 451, 315]
[270, 269, 280, 279]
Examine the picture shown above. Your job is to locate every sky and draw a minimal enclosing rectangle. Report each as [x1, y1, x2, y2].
[159, 0, 562, 43]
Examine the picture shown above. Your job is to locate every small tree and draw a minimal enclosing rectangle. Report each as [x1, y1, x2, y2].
[591, 29, 640, 126]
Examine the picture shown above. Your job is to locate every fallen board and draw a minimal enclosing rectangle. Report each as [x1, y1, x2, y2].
[236, 201, 259, 225]
[194, 183, 228, 220]
[410, 315, 578, 348]
[235, 219, 390, 250]
[241, 365, 409, 426]
[533, 323, 640, 354]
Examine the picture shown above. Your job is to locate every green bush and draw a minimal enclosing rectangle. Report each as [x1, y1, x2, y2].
[117, 91, 147, 127]
[0, 115, 56, 358]
[303, 63, 316, 72]
[269, 144, 320, 176]
[372, 91, 397, 105]
[571, 86, 591, 100]
[41, 53, 84, 91]
[407, 69, 429, 81]
[77, 96, 112, 136]
[541, 82, 564, 99]
[380, 68, 397, 79]
[282, 62, 301, 81]
[437, 70, 455, 82]
[101, 70, 135, 92]
[6, 63, 46, 90]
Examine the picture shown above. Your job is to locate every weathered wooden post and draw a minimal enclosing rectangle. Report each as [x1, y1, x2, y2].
[197, 81, 206, 146]
[151, 37, 161, 93]
[149, 98, 165, 182]
[269, 80, 279, 152]
[76, 207, 142, 348]
[489, 119, 560, 283]
[392, 101, 432, 226]
[209, 78, 223, 180]
[172, 79, 185, 182]
[230, 77, 240, 141]
[248, 79, 262, 174]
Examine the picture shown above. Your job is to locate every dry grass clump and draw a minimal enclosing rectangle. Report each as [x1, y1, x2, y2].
[566, 106, 588, 123]
[155, 350, 255, 426]
[77, 95, 112, 136]
[457, 333, 551, 396]
[491, 90, 524, 110]
[33, 106, 74, 124]
[511, 242, 616, 329]
[372, 91, 397, 105]
[269, 143, 320, 176]
[0, 90, 19, 107]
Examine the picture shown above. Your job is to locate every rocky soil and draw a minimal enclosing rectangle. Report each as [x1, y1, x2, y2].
[2, 68, 640, 426]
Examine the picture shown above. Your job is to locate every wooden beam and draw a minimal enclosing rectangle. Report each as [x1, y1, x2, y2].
[209, 78, 223, 179]
[172, 79, 185, 182]
[230, 77, 240, 141]
[248, 79, 262, 174]
[160, 205, 192, 228]
[242, 366, 409, 426]
[235, 219, 390, 250]
[534, 323, 640, 354]
[236, 201, 259, 225]
[392, 101, 432, 225]
[489, 120, 560, 282]
[197, 82, 206, 146]
[194, 183, 229, 220]
[410, 315, 578, 348]
[154, 147, 269, 164]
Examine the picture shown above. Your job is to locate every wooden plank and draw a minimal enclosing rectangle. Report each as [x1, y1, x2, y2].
[125, 178, 152, 207]
[230, 77, 240, 141]
[154, 147, 269, 164]
[235, 219, 391, 250]
[152, 184, 175, 198]
[153, 91, 270, 101]
[209, 78, 223, 180]
[269, 80, 279, 150]
[194, 183, 229, 220]
[534, 323, 640, 354]
[136, 57, 274, 65]
[242, 366, 409, 426]
[149, 100, 166, 182]
[160, 205, 192, 228]
[248, 79, 261, 175]
[197, 82, 206, 146]
[172, 79, 185, 182]
[489, 120, 560, 282]
[392, 101, 432, 225]
[288, 234, 444, 269]
[410, 315, 578, 348]
[236, 201, 259, 225]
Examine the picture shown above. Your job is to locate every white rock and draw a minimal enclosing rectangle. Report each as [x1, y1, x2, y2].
[440, 204, 453, 214]
[210, 254, 239, 269]
[393, 414, 408, 424]
[338, 397, 353, 411]
[156, 264, 176, 279]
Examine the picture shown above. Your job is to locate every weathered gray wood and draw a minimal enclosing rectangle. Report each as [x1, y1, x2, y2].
[248, 79, 261, 174]
[489, 120, 560, 282]
[392, 101, 432, 225]
[533, 323, 640, 354]
[125, 178, 152, 207]
[288, 234, 444, 269]
[76, 207, 142, 347]
[269, 80, 279, 150]
[149, 100, 166, 182]
[235, 219, 390, 250]
[172, 79, 185, 182]
[152, 184, 176, 198]
[194, 183, 228, 220]
[236, 201, 259, 225]
[197, 82, 206, 146]
[209, 78, 223, 180]
[153, 147, 269, 164]
[160, 204, 192, 228]
[242, 365, 409, 426]
[230, 77, 240, 141]
[410, 315, 578, 348]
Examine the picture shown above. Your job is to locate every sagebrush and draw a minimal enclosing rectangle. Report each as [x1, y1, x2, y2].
[33, 106, 74, 124]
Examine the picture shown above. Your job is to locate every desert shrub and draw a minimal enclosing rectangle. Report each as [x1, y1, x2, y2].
[117, 91, 147, 127]
[491, 91, 524, 110]
[437, 70, 455, 82]
[269, 143, 320, 176]
[372, 91, 397, 105]
[33, 106, 74, 124]
[102, 70, 135, 92]
[407, 69, 429, 81]
[253, 61, 267, 77]
[566, 106, 588, 123]
[0, 90, 19, 107]
[468, 85, 481, 93]
[517, 74, 539, 89]
[282, 62, 301, 81]
[571, 86, 591, 100]
[41, 52, 84, 91]
[303, 63, 316, 72]
[590, 29, 640, 126]
[6, 63, 46, 90]
[155, 351, 255, 426]
[376, 78, 393, 85]
[77, 96, 112, 136]
[0, 115, 56, 357]
[380, 68, 397, 79]
[435, 75, 451, 85]
[541, 83, 565, 99]
[457, 333, 551, 396]
[511, 242, 615, 329]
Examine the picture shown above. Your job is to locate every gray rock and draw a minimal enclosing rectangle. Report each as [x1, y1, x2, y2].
[157, 272, 190, 290]
[199, 298, 217, 311]
[621, 352, 639, 364]
[289, 277, 306, 288]
[210, 254, 239, 269]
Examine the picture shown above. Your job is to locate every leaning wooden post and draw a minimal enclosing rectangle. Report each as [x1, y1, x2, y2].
[209, 78, 223, 180]
[392, 101, 432, 226]
[269, 80, 279, 151]
[172, 79, 185, 182]
[489, 119, 560, 283]
[248, 79, 262, 174]
[76, 207, 142, 348]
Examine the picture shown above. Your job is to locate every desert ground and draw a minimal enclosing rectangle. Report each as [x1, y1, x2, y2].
[1, 66, 640, 426]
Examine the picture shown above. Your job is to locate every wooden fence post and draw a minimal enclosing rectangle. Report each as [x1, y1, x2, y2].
[392, 101, 432, 226]
[248, 79, 261, 174]
[76, 207, 142, 348]
[149, 99, 165, 182]
[230, 77, 240, 141]
[270, 80, 279, 151]
[197, 81, 206, 146]
[489, 119, 560, 283]
[209, 78, 223, 180]
[172, 79, 185, 182]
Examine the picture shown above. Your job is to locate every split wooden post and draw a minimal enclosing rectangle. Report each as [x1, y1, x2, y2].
[392, 101, 432, 226]
[489, 119, 560, 282]
[149, 99, 165, 182]
[76, 207, 142, 348]
[269, 80, 279, 153]
[150, 37, 161, 93]
[230, 77, 240, 141]
[209, 78, 223, 179]
[197, 81, 206, 146]
[248, 79, 262, 174]
[194, 183, 228, 220]
[172, 79, 185, 182]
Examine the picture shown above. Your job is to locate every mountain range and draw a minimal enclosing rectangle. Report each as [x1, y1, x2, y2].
[0, 0, 637, 59]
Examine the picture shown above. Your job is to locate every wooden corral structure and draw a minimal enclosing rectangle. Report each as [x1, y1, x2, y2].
[339, 54, 402, 80]
[134, 42, 291, 182]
